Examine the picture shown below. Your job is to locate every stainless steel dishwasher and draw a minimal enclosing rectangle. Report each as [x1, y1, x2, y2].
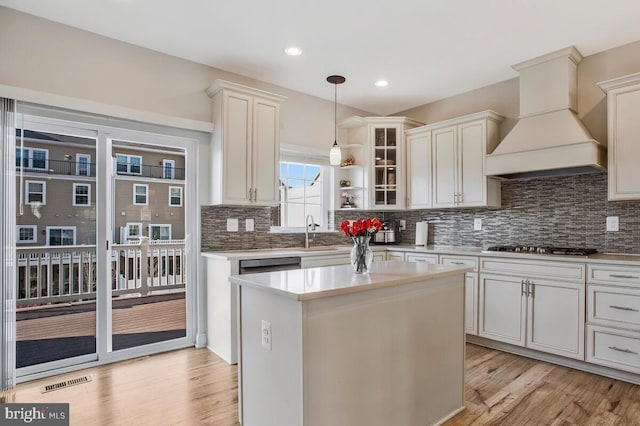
[238, 256, 302, 274]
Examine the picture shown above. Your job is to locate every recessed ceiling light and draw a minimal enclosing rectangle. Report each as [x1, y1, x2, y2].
[284, 46, 302, 56]
[374, 80, 389, 87]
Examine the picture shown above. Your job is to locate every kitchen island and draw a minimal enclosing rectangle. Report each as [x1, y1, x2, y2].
[230, 260, 472, 426]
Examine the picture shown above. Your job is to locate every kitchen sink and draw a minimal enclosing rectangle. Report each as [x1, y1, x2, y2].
[294, 246, 346, 252]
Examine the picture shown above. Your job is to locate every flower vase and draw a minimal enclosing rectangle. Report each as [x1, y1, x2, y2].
[350, 236, 373, 274]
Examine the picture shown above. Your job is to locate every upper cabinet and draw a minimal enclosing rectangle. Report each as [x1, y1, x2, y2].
[430, 111, 503, 208]
[405, 127, 432, 209]
[598, 72, 640, 201]
[206, 80, 286, 206]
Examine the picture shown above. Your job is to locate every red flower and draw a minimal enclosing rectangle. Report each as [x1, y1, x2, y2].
[339, 217, 382, 238]
[340, 220, 351, 237]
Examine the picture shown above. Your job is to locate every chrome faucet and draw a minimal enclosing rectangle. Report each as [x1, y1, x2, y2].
[305, 214, 316, 249]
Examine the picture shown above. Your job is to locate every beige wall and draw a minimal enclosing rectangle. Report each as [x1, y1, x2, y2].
[0, 7, 371, 152]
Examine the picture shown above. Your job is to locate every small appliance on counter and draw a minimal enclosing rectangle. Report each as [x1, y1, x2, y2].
[373, 220, 400, 244]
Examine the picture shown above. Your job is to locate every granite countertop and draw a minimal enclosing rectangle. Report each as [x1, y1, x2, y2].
[228, 260, 472, 301]
[201, 244, 640, 266]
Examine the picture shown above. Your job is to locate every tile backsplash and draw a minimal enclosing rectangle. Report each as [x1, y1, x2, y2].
[201, 172, 640, 254]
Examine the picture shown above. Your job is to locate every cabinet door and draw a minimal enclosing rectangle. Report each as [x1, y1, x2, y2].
[371, 126, 402, 209]
[432, 126, 457, 208]
[223, 91, 253, 204]
[465, 273, 479, 335]
[458, 120, 486, 206]
[609, 88, 640, 200]
[252, 98, 280, 204]
[406, 132, 432, 209]
[478, 274, 526, 346]
[526, 278, 585, 360]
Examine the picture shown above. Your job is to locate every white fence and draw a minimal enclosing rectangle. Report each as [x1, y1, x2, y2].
[16, 240, 186, 307]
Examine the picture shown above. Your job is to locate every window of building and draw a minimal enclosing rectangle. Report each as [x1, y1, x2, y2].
[169, 186, 182, 206]
[149, 224, 171, 241]
[25, 180, 46, 205]
[16, 147, 49, 170]
[73, 183, 91, 206]
[278, 161, 325, 228]
[16, 225, 37, 243]
[76, 153, 91, 176]
[116, 154, 142, 175]
[133, 184, 148, 205]
[126, 222, 142, 239]
[163, 159, 175, 179]
[46, 226, 76, 246]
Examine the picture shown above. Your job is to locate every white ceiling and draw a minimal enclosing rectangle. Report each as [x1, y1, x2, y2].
[2, 0, 640, 115]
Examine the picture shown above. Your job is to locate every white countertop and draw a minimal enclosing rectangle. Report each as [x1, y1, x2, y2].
[229, 260, 472, 301]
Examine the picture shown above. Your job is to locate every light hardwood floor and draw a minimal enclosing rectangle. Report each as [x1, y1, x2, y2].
[10, 343, 640, 425]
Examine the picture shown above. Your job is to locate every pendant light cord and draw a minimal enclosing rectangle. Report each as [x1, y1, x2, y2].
[334, 82, 337, 143]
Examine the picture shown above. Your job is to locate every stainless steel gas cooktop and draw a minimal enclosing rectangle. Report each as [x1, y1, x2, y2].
[485, 246, 598, 256]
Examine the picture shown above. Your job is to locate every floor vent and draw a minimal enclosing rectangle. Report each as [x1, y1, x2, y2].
[41, 375, 92, 393]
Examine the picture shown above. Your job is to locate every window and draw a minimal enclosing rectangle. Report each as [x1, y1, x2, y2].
[133, 184, 148, 205]
[46, 226, 76, 246]
[73, 183, 91, 206]
[25, 180, 46, 205]
[76, 153, 91, 176]
[278, 161, 325, 228]
[126, 222, 142, 239]
[16, 147, 48, 170]
[16, 225, 37, 243]
[169, 186, 182, 206]
[163, 159, 175, 179]
[149, 224, 171, 241]
[116, 154, 142, 175]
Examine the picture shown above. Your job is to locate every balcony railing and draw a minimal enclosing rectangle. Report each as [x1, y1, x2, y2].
[16, 158, 185, 180]
[16, 239, 186, 307]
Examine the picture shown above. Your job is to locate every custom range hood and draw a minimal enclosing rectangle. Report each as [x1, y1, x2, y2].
[485, 46, 606, 179]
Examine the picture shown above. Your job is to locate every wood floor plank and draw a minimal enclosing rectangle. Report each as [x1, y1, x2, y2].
[9, 343, 640, 425]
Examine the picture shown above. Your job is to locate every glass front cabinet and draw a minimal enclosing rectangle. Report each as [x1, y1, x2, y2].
[368, 118, 423, 210]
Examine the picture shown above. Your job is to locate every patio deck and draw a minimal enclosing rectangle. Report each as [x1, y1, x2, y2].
[16, 292, 186, 368]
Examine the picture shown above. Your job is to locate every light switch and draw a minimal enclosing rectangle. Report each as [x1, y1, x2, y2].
[606, 216, 619, 232]
[227, 218, 238, 232]
[246, 218, 254, 232]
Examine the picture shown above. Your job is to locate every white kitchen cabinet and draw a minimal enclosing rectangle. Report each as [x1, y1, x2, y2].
[479, 258, 585, 360]
[386, 250, 405, 261]
[586, 263, 640, 373]
[598, 72, 640, 200]
[431, 111, 503, 208]
[405, 127, 432, 209]
[440, 255, 479, 335]
[405, 253, 438, 264]
[301, 254, 350, 268]
[207, 80, 286, 205]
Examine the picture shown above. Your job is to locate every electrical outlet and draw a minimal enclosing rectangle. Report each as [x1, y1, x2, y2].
[606, 216, 619, 232]
[246, 218, 254, 232]
[261, 320, 272, 351]
[399, 220, 406, 230]
[227, 218, 238, 232]
[474, 218, 482, 231]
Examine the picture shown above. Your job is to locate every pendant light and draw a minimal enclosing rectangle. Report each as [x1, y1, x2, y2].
[327, 75, 346, 166]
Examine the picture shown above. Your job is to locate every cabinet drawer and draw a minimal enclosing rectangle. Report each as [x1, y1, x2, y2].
[405, 253, 438, 264]
[587, 324, 640, 374]
[440, 255, 478, 272]
[480, 258, 585, 282]
[386, 251, 405, 261]
[588, 284, 640, 328]
[588, 264, 640, 286]
[301, 254, 349, 268]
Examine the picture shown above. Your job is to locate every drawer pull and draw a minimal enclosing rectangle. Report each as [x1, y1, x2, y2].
[450, 261, 465, 265]
[609, 305, 639, 312]
[608, 346, 638, 355]
[609, 274, 639, 279]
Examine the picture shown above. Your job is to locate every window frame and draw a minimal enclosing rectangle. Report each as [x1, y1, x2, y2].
[16, 225, 37, 244]
[76, 153, 91, 176]
[133, 183, 149, 206]
[163, 159, 175, 179]
[115, 153, 142, 175]
[169, 186, 183, 207]
[276, 160, 328, 230]
[126, 222, 143, 239]
[16, 147, 49, 170]
[72, 183, 91, 206]
[148, 224, 172, 241]
[25, 180, 47, 205]
[46, 226, 77, 246]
